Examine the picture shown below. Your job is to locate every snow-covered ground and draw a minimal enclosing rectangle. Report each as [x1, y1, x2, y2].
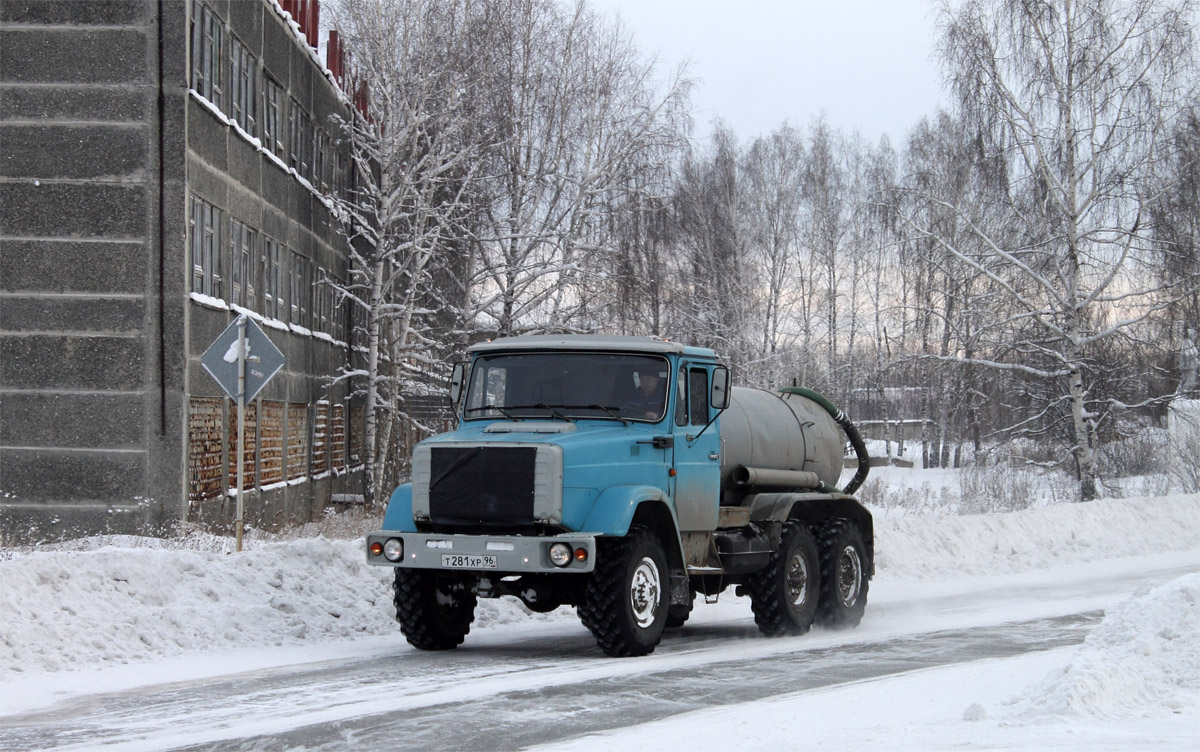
[1, 490, 1198, 750]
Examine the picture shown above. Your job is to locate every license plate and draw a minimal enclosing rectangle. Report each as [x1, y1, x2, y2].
[441, 554, 497, 569]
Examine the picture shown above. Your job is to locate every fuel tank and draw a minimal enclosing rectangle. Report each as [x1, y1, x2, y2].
[719, 387, 844, 494]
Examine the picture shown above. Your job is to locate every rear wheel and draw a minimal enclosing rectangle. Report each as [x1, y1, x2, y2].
[747, 520, 820, 636]
[815, 518, 869, 628]
[578, 526, 669, 656]
[393, 569, 478, 650]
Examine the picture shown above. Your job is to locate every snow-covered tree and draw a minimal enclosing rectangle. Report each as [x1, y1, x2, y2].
[932, 0, 1197, 499]
[328, 0, 486, 506]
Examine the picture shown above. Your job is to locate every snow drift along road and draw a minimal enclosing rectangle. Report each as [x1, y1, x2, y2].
[1, 495, 1197, 676]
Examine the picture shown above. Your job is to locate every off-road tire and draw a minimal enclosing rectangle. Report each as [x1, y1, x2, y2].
[393, 568, 478, 650]
[815, 518, 869, 629]
[746, 520, 821, 636]
[666, 589, 695, 629]
[578, 526, 669, 656]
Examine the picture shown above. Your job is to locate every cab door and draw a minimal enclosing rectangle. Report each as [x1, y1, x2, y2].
[671, 363, 720, 531]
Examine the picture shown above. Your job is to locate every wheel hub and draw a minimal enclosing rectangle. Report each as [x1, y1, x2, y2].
[837, 546, 862, 606]
[786, 553, 809, 608]
[629, 556, 661, 628]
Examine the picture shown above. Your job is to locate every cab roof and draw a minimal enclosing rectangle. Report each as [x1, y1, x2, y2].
[467, 334, 719, 359]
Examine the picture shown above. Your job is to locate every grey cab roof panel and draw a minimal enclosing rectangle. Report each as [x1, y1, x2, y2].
[467, 334, 719, 359]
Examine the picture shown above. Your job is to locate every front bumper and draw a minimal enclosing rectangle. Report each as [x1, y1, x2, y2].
[365, 530, 596, 573]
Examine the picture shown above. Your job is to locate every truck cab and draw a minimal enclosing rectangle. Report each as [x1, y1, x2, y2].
[367, 335, 873, 656]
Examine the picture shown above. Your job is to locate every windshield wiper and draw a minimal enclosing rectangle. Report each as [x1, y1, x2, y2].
[535, 403, 567, 420]
[464, 404, 516, 419]
[589, 404, 630, 425]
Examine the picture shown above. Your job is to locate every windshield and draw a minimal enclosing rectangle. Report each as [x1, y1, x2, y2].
[463, 352, 670, 422]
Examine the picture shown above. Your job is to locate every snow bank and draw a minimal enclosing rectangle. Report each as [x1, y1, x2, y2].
[0, 539, 559, 676]
[1009, 572, 1200, 719]
[1, 495, 1196, 676]
[875, 494, 1200, 581]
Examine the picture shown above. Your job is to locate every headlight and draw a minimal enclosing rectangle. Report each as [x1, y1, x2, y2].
[548, 542, 572, 567]
[383, 538, 404, 562]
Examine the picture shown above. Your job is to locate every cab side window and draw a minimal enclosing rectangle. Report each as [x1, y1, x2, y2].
[689, 368, 708, 426]
[675, 367, 689, 426]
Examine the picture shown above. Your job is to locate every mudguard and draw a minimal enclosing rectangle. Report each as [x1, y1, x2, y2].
[381, 483, 418, 532]
[580, 484, 669, 536]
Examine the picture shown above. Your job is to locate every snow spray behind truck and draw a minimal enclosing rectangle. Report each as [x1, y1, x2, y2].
[366, 335, 874, 656]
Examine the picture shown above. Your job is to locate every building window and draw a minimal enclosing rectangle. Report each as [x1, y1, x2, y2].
[331, 276, 347, 340]
[263, 237, 284, 321]
[188, 397, 225, 503]
[227, 399, 258, 492]
[331, 404, 347, 471]
[314, 129, 328, 191]
[315, 271, 330, 334]
[349, 405, 364, 467]
[189, 194, 222, 298]
[286, 403, 309, 481]
[289, 251, 311, 328]
[288, 99, 311, 179]
[263, 75, 285, 160]
[229, 219, 258, 309]
[333, 150, 346, 199]
[260, 401, 285, 487]
[190, 2, 223, 109]
[230, 35, 257, 135]
[311, 401, 329, 475]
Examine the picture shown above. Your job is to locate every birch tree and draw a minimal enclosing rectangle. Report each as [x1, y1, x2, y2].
[329, 0, 485, 507]
[466, 0, 691, 335]
[741, 124, 806, 387]
[934, 0, 1196, 499]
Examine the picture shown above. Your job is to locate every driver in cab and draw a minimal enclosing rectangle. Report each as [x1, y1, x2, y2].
[622, 365, 667, 420]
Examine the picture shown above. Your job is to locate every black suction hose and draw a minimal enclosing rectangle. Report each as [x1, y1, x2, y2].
[779, 387, 871, 495]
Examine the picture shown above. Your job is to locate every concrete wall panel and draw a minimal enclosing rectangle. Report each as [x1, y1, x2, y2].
[0, 29, 146, 84]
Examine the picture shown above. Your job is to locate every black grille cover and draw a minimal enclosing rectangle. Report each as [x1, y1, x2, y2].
[429, 446, 537, 530]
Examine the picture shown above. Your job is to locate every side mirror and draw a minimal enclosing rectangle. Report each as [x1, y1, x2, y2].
[449, 362, 466, 405]
[711, 366, 730, 410]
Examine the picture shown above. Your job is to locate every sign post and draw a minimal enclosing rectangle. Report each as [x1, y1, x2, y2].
[201, 315, 285, 551]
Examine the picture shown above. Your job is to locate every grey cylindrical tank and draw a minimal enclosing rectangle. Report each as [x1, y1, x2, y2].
[719, 387, 844, 493]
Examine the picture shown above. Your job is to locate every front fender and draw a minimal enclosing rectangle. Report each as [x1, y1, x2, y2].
[581, 485, 669, 536]
[381, 483, 418, 532]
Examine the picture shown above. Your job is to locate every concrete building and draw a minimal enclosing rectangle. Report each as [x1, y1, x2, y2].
[1, 0, 365, 543]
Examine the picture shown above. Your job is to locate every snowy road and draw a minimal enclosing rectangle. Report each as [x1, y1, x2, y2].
[2, 554, 1192, 752]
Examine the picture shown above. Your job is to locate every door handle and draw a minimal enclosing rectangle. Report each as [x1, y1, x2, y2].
[708, 453, 720, 460]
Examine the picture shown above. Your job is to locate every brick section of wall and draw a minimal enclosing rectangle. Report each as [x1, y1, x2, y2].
[227, 400, 258, 491]
[331, 403, 346, 471]
[260, 401, 285, 486]
[188, 397, 225, 503]
[311, 400, 328, 475]
[286, 402, 308, 481]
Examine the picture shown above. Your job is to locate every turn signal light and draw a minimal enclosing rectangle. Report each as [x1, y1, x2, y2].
[369, 541, 383, 556]
[574, 547, 588, 563]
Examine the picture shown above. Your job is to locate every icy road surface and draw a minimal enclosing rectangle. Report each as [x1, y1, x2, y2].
[1, 553, 1193, 752]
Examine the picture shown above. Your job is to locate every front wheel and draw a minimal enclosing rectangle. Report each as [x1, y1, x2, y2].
[578, 526, 669, 656]
[393, 569, 478, 650]
[747, 520, 820, 636]
[815, 518, 869, 628]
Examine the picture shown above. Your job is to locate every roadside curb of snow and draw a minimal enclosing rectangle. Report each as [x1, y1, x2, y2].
[874, 494, 1200, 581]
[0, 538, 563, 676]
[2, 494, 1197, 677]
[1002, 572, 1200, 719]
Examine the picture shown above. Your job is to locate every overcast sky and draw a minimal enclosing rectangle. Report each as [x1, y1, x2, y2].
[591, 0, 948, 147]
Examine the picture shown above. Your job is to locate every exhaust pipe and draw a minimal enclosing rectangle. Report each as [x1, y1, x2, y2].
[733, 466, 822, 489]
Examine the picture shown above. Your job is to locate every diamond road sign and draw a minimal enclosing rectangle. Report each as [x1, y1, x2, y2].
[201, 315, 286, 402]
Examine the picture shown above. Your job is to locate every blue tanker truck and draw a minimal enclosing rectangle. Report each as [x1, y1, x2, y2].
[366, 335, 873, 656]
